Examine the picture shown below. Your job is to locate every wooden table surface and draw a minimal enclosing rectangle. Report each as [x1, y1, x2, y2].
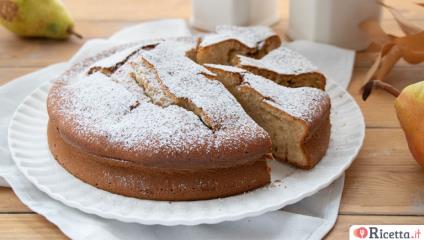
[1, 0, 423, 239]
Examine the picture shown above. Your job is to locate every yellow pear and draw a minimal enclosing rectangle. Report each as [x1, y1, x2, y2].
[0, 0, 81, 39]
[394, 81, 424, 166]
[363, 80, 424, 167]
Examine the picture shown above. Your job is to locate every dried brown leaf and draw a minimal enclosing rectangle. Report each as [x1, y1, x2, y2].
[382, 42, 396, 56]
[376, 45, 402, 80]
[378, 1, 423, 35]
[360, 1, 424, 94]
[360, 20, 393, 46]
[416, 2, 424, 7]
[394, 32, 424, 64]
[360, 42, 397, 89]
[361, 52, 382, 89]
[364, 42, 383, 53]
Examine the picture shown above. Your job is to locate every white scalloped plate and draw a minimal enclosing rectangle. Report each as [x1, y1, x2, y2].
[8, 79, 364, 226]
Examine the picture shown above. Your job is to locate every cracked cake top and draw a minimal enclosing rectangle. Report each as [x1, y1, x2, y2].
[47, 38, 271, 170]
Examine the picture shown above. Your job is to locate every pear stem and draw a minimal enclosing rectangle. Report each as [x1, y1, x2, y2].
[67, 28, 83, 39]
[362, 80, 400, 101]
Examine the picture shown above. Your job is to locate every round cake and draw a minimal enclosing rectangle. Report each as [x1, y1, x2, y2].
[47, 26, 331, 201]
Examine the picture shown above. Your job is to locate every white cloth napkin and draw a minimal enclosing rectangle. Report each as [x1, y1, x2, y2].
[0, 19, 354, 240]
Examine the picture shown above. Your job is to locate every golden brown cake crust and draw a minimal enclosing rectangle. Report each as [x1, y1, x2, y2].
[299, 111, 331, 169]
[204, 64, 331, 169]
[48, 121, 271, 201]
[47, 39, 271, 171]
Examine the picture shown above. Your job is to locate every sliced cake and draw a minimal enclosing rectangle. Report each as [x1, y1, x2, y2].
[197, 25, 281, 65]
[236, 46, 326, 90]
[205, 64, 331, 169]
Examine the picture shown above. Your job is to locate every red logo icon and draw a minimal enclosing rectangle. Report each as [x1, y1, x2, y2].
[353, 227, 368, 239]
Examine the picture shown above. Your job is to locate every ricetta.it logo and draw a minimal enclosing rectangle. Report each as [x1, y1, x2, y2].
[353, 227, 369, 239]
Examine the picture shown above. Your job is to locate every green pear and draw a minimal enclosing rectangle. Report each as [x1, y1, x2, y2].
[0, 0, 81, 39]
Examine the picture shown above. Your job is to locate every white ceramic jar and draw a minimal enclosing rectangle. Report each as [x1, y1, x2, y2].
[190, 0, 279, 32]
[288, 0, 382, 50]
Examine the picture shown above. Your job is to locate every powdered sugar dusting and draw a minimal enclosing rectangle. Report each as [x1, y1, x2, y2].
[133, 60, 174, 107]
[238, 46, 319, 75]
[111, 104, 213, 155]
[110, 61, 150, 102]
[158, 37, 198, 57]
[141, 43, 258, 131]
[200, 25, 276, 48]
[242, 73, 330, 123]
[54, 71, 212, 153]
[204, 63, 245, 73]
[57, 72, 139, 136]
[49, 39, 270, 168]
[87, 44, 145, 71]
[204, 64, 329, 123]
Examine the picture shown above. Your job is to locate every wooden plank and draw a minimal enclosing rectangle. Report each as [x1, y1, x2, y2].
[325, 215, 424, 240]
[62, 0, 193, 21]
[0, 20, 142, 41]
[348, 68, 400, 128]
[59, 0, 290, 21]
[0, 214, 67, 240]
[342, 170, 424, 215]
[0, 188, 31, 213]
[0, 67, 39, 86]
[341, 128, 424, 215]
[0, 21, 133, 68]
[349, 129, 418, 170]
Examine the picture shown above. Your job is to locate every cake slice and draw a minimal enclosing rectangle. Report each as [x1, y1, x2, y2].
[205, 64, 331, 169]
[197, 25, 281, 65]
[236, 46, 326, 90]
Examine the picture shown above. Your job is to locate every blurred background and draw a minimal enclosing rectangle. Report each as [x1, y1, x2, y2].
[1, 0, 422, 80]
